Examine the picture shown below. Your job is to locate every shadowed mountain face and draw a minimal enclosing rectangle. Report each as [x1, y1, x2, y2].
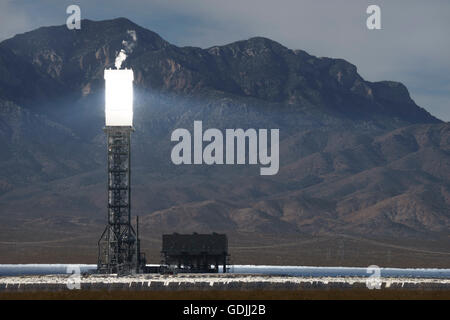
[0, 17, 448, 251]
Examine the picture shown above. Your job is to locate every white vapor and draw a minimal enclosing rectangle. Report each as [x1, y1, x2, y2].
[115, 30, 137, 69]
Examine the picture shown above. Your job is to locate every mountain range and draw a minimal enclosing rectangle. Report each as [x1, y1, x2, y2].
[0, 18, 448, 265]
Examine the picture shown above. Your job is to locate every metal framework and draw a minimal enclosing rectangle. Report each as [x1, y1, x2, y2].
[97, 126, 145, 274]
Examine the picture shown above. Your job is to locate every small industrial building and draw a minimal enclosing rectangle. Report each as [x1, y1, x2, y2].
[161, 233, 229, 273]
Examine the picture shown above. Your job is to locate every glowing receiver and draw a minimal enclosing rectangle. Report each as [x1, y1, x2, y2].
[104, 68, 134, 126]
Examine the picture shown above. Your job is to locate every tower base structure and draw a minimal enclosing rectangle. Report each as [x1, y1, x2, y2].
[97, 126, 145, 275]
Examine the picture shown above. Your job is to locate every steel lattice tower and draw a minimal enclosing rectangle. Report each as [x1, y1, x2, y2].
[97, 68, 145, 275]
[97, 127, 144, 274]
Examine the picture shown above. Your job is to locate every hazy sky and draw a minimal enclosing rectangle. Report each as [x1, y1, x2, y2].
[1, 0, 449, 121]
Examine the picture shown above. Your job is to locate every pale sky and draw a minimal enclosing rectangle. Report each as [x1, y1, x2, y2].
[1, 0, 449, 121]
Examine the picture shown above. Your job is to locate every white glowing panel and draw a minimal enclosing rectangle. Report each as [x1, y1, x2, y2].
[104, 68, 134, 126]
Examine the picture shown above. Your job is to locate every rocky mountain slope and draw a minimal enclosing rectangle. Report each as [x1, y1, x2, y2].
[0, 18, 448, 246]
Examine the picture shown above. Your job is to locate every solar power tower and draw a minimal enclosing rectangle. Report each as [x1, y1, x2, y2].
[97, 68, 145, 274]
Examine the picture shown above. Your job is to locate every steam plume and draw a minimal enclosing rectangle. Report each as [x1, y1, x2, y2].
[115, 30, 137, 69]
